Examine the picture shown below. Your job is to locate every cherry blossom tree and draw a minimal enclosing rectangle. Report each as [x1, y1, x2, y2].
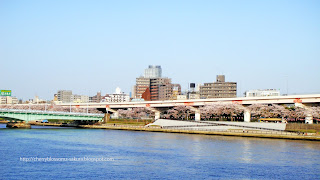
[310, 106, 320, 119]
[117, 107, 153, 119]
[199, 103, 245, 121]
[164, 105, 192, 120]
[247, 104, 287, 118]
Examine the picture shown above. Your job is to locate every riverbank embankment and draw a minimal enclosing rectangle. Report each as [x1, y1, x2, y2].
[79, 124, 320, 141]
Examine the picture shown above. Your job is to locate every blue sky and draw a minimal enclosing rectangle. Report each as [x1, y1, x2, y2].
[1, 0, 319, 100]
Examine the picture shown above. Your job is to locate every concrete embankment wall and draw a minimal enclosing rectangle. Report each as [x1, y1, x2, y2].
[286, 123, 320, 131]
[79, 125, 320, 141]
[150, 119, 286, 131]
[204, 121, 287, 131]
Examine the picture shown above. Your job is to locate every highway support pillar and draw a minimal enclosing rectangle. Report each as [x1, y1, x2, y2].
[147, 107, 161, 120]
[295, 103, 313, 124]
[244, 109, 251, 122]
[155, 111, 160, 120]
[189, 106, 201, 121]
[106, 108, 119, 119]
[305, 114, 313, 124]
[195, 111, 201, 121]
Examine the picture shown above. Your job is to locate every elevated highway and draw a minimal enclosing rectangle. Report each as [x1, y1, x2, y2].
[59, 94, 320, 108]
[57, 94, 320, 123]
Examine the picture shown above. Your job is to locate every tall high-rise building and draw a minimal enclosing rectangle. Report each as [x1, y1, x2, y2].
[200, 75, 237, 99]
[144, 65, 162, 78]
[133, 65, 180, 101]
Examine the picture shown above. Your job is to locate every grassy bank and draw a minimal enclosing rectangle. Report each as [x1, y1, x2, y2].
[106, 119, 153, 126]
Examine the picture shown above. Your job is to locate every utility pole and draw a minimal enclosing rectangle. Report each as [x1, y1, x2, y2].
[286, 75, 289, 95]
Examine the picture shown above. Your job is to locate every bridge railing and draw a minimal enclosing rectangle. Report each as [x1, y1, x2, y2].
[0, 109, 104, 117]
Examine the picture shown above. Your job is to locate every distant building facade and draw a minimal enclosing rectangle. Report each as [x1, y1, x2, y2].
[102, 88, 130, 103]
[72, 95, 89, 103]
[177, 95, 187, 100]
[32, 96, 47, 104]
[134, 77, 151, 99]
[56, 90, 89, 103]
[57, 90, 72, 103]
[90, 91, 102, 103]
[133, 65, 181, 101]
[185, 83, 201, 100]
[188, 92, 200, 99]
[0, 96, 6, 104]
[245, 89, 280, 97]
[144, 65, 162, 78]
[200, 75, 237, 99]
[0, 96, 18, 104]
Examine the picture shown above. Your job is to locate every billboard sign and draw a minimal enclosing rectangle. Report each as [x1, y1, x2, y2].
[0, 90, 11, 96]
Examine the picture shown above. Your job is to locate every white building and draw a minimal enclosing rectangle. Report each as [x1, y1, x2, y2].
[0, 96, 18, 104]
[32, 96, 47, 104]
[177, 95, 188, 100]
[0, 96, 7, 104]
[188, 93, 200, 100]
[245, 89, 281, 97]
[102, 88, 130, 103]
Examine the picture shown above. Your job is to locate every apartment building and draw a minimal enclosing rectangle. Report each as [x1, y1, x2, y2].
[57, 90, 72, 103]
[200, 75, 237, 99]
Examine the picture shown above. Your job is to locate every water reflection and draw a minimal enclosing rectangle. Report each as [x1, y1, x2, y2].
[0, 127, 319, 179]
[241, 139, 253, 163]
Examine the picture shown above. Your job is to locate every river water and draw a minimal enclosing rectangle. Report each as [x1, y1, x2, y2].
[0, 124, 319, 179]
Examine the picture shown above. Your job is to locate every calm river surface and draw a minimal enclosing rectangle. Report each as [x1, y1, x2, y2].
[0, 124, 319, 179]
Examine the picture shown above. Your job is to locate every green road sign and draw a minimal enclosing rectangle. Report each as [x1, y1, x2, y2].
[0, 90, 11, 96]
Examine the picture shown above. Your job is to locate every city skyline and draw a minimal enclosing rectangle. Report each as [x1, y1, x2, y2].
[1, 0, 319, 100]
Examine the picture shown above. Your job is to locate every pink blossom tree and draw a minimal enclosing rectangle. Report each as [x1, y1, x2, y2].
[164, 105, 192, 120]
[117, 107, 153, 119]
[199, 103, 244, 121]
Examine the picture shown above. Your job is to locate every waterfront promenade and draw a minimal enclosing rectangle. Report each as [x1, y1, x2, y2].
[79, 119, 320, 141]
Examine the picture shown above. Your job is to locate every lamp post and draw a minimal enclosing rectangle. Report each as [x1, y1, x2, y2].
[285, 75, 289, 95]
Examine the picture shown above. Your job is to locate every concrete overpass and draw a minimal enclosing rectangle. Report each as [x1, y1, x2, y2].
[57, 94, 320, 123]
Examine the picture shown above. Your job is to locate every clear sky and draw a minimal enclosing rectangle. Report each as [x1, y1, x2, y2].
[1, 0, 319, 100]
